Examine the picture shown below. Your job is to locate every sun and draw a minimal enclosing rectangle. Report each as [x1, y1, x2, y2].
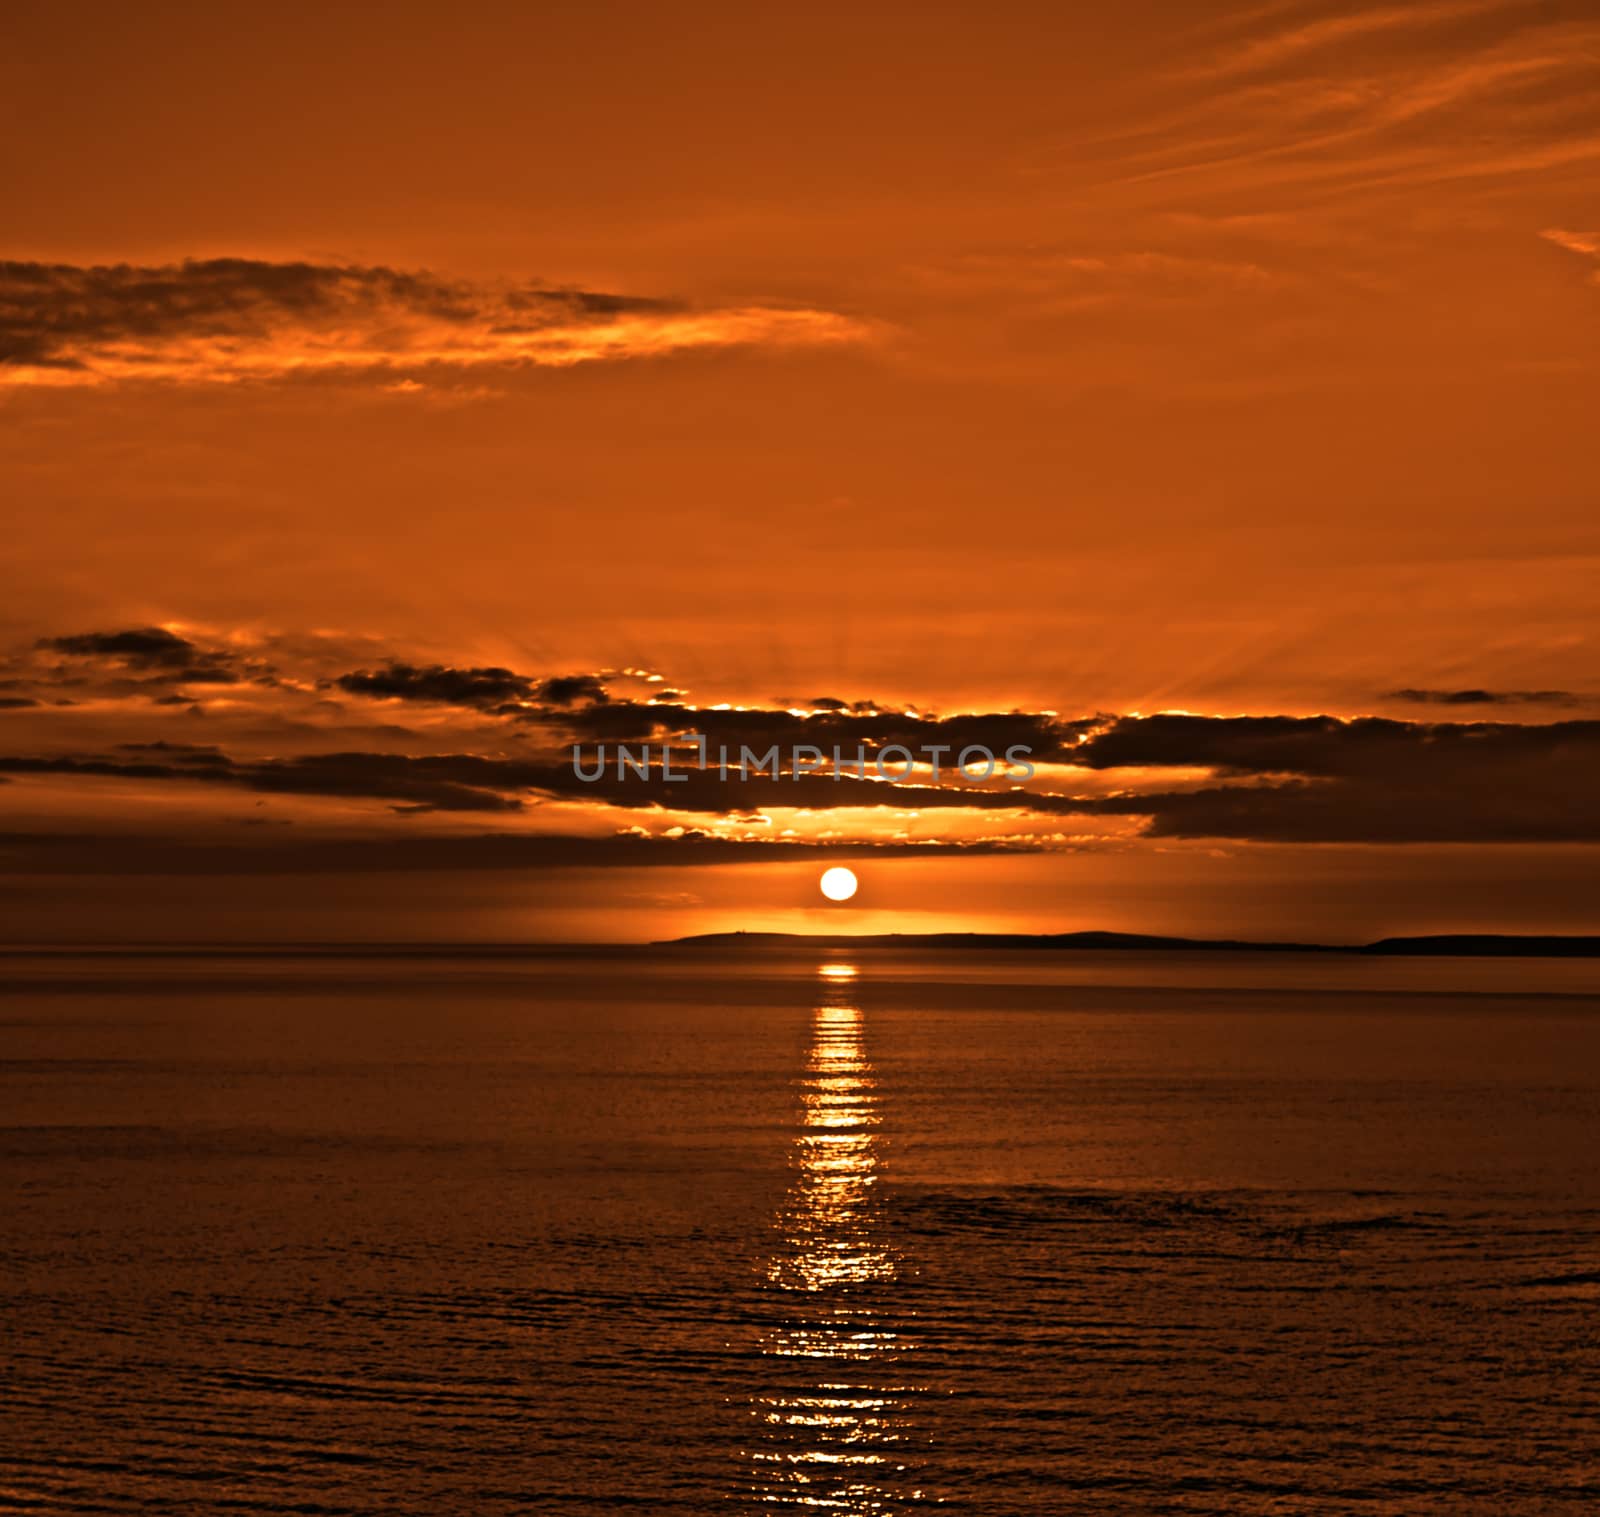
[819, 866, 858, 902]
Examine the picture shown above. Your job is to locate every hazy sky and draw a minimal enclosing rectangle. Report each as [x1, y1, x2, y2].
[2, 0, 1597, 940]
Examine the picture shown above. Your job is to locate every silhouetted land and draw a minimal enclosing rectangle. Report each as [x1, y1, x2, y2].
[663, 931, 1600, 957]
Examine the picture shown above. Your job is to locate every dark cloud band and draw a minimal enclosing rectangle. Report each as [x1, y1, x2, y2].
[6, 625, 1600, 846]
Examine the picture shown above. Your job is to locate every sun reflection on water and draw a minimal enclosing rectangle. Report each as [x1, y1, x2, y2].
[742, 964, 934, 1509]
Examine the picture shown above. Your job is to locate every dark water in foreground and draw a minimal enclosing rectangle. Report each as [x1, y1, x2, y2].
[4, 947, 1600, 1513]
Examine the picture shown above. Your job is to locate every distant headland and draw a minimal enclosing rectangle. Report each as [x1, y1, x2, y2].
[659, 931, 1600, 958]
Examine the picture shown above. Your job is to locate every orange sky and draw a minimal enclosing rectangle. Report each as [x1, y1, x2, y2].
[2, 0, 1597, 940]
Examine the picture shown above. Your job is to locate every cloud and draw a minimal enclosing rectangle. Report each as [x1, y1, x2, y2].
[0, 257, 873, 389]
[1073, 712, 1599, 774]
[1187, 0, 1512, 82]
[10, 710, 1600, 841]
[327, 652, 1081, 760]
[1091, 775, 1600, 843]
[1108, 3, 1600, 205]
[912, 249, 1291, 306]
[0, 745, 1064, 818]
[1542, 228, 1600, 282]
[1386, 687, 1579, 706]
[533, 698, 1085, 764]
[41, 627, 203, 668]
[9, 627, 1600, 847]
[536, 674, 610, 706]
[334, 662, 540, 709]
[1541, 228, 1600, 257]
[333, 662, 614, 714]
[38, 625, 242, 686]
[116, 741, 230, 762]
[1074, 714, 1600, 842]
[0, 751, 527, 814]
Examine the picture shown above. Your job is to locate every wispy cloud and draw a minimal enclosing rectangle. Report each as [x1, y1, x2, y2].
[1184, 0, 1519, 81]
[1104, 4, 1600, 199]
[1542, 228, 1600, 257]
[911, 248, 1291, 305]
[1542, 227, 1600, 285]
[0, 258, 873, 389]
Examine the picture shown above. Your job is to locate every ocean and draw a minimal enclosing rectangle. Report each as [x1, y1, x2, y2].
[4, 947, 1599, 1513]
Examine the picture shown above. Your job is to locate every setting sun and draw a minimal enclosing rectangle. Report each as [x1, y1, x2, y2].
[819, 866, 859, 902]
